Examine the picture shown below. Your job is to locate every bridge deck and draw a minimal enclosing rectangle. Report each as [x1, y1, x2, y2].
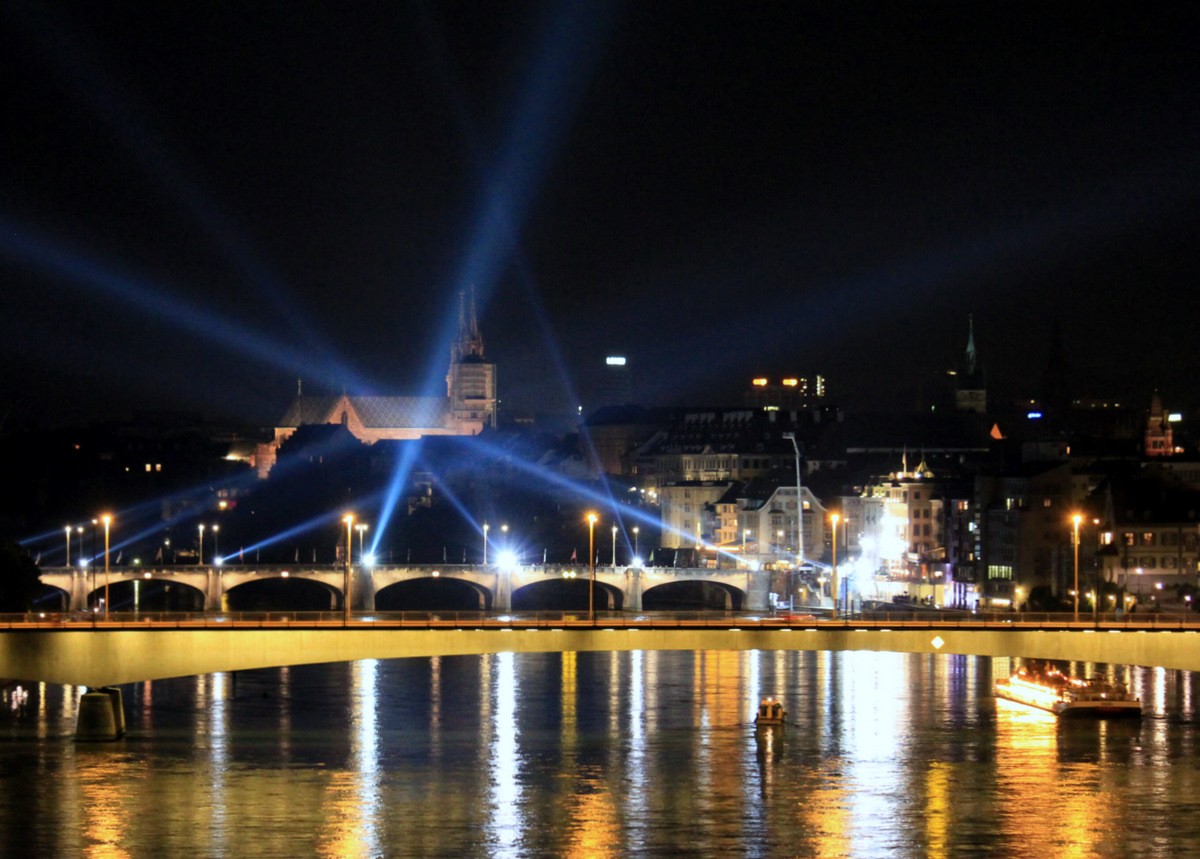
[2, 611, 1200, 687]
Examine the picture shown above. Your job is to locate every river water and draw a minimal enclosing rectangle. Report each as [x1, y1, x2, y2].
[1, 650, 1198, 858]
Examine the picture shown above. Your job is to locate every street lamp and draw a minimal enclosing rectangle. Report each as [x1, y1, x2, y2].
[76, 526, 84, 569]
[355, 523, 368, 563]
[483, 522, 490, 565]
[742, 528, 750, 561]
[212, 524, 220, 564]
[782, 432, 805, 568]
[64, 526, 71, 567]
[101, 514, 112, 617]
[343, 514, 355, 622]
[1072, 514, 1082, 620]
[1137, 567, 1143, 604]
[587, 513, 598, 622]
[831, 513, 840, 619]
[198, 523, 206, 566]
[611, 525, 617, 568]
[633, 526, 639, 559]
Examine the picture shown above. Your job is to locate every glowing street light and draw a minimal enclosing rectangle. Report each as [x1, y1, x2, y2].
[198, 523, 206, 566]
[782, 432, 805, 568]
[101, 514, 112, 617]
[587, 513, 598, 622]
[212, 524, 220, 564]
[343, 514, 355, 622]
[64, 526, 71, 567]
[611, 525, 617, 568]
[1072, 514, 1082, 620]
[483, 522, 490, 565]
[76, 526, 84, 569]
[831, 513, 840, 619]
[633, 526, 639, 559]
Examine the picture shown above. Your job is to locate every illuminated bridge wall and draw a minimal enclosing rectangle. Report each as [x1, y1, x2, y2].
[2, 626, 1198, 688]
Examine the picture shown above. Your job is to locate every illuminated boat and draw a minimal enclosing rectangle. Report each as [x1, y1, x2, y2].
[994, 665, 1141, 718]
[754, 697, 787, 726]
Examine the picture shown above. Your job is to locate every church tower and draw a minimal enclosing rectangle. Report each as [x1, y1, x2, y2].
[446, 289, 497, 430]
[1144, 391, 1173, 457]
[955, 314, 987, 414]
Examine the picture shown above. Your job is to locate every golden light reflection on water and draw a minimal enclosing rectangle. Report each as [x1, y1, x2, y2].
[994, 697, 1097, 858]
[925, 760, 950, 859]
[563, 779, 619, 859]
[77, 756, 132, 859]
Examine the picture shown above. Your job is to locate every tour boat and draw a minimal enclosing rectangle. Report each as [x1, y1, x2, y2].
[754, 697, 787, 726]
[994, 664, 1141, 718]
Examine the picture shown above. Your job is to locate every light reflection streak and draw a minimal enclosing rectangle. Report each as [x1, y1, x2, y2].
[317, 660, 381, 859]
[843, 653, 907, 850]
[208, 673, 229, 857]
[77, 755, 131, 858]
[430, 655, 442, 760]
[486, 652, 522, 855]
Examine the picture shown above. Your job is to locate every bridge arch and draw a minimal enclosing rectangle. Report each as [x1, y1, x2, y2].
[92, 578, 206, 612]
[375, 577, 491, 611]
[642, 579, 745, 610]
[225, 577, 341, 611]
[511, 578, 623, 611]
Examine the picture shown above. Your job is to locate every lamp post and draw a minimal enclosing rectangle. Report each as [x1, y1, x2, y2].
[343, 514, 355, 622]
[355, 523, 368, 563]
[587, 513, 598, 622]
[1072, 514, 1082, 620]
[64, 526, 71, 567]
[198, 523, 206, 566]
[1137, 566, 1143, 605]
[742, 528, 749, 564]
[831, 513, 840, 619]
[633, 526, 639, 560]
[76, 526, 84, 569]
[783, 432, 805, 568]
[212, 524, 220, 564]
[611, 525, 617, 568]
[101, 514, 112, 617]
[483, 522, 490, 565]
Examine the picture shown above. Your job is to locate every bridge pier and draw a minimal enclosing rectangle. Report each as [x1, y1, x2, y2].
[626, 567, 642, 612]
[76, 687, 126, 741]
[493, 568, 511, 612]
[353, 565, 375, 612]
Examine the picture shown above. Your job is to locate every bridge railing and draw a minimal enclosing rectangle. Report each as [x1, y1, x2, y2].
[3, 609, 1200, 630]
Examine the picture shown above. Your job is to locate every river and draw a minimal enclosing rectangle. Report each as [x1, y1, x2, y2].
[1, 650, 1198, 857]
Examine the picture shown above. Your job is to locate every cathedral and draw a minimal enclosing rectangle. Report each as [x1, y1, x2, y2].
[255, 292, 497, 478]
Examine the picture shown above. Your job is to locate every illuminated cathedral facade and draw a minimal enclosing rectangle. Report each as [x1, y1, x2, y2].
[256, 293, 497, 477]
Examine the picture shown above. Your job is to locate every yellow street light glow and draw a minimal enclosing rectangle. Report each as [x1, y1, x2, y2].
[782, 378, 798, 387]
[752, 378, 768, 386]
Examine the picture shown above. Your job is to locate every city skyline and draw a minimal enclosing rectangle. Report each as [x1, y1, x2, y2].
[3, 3, 1198, 428]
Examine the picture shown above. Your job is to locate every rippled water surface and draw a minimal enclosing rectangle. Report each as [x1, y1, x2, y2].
[2, 651, 1199, 857]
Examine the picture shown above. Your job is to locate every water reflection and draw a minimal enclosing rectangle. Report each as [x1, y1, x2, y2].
[4, 655, 1200, 856]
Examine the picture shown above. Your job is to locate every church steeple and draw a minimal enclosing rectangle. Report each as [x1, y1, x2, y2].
[452, 287, 486, 363]
[955, 314, 987, 414]
[446, 286, 497, 430]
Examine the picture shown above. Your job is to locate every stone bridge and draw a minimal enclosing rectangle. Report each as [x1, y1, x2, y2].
[38, 564, 775, 613]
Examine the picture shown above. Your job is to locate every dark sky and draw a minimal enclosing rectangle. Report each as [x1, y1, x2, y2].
[3, 2, 1198, 428]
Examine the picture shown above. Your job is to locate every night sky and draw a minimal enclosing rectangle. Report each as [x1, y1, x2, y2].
[3, 2, 1198, 428]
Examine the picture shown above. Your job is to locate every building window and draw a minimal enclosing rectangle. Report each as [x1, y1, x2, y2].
[1043, 498, 1052, 508]
[1142, 533, 1156, 546]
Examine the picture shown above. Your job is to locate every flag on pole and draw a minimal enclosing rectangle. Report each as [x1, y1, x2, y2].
[570, 548, 577, 562]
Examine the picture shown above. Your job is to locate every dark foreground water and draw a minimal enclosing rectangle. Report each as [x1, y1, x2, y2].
[2, 651, 1199, 858]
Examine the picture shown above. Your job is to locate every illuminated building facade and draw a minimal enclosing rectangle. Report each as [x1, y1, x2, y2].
[259, 292, 496, 477]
